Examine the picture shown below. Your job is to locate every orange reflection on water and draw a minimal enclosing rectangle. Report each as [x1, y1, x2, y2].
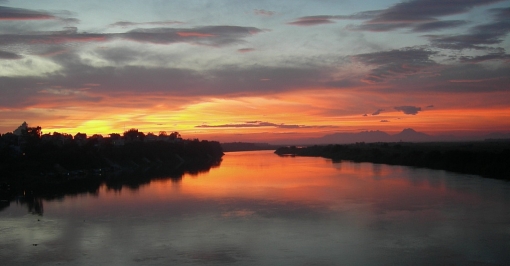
[140, 151, 479, 213]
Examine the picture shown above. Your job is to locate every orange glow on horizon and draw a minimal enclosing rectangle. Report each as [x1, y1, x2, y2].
[2, 90, 510, 141]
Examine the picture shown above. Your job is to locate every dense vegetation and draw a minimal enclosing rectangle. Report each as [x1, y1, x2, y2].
[275, 141, 510, 180]
[0, 127, 223, 200]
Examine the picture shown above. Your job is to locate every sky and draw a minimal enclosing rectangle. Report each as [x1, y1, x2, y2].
[1, 0, 509, 142]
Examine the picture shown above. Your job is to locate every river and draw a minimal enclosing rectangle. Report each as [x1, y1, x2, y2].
[1, 150, 509, 265]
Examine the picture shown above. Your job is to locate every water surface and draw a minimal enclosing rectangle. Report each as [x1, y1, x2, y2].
[1, 151, 509, 265]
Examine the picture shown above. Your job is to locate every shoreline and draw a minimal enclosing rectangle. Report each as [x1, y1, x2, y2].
[275, 141, 510, 181]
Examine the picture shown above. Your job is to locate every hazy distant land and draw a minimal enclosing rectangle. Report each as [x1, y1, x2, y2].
[274, 128, 510, 145]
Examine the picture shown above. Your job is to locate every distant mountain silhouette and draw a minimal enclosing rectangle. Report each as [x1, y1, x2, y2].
[315, 130, 391, 144]
[275, 128, 510, 145]
[393, 128, 431, 142]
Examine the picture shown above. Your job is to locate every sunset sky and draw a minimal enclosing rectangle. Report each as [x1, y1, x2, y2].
[1, 0, 509, 142]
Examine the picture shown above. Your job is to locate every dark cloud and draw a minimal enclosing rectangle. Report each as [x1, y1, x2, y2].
[336, 0, 502, 32]
[426, 7, 510, 50]
[288, 11, 383, 26]
[253, 9, 275, 17]
[57, 17, 79, 25]
[287, 16, 337, 26]
[412, 20, 468, 32]
[0, 50, 21, 59]
[0, 25, 263, 47]
[0, 5, 56, 20]
[348, 23, 409, 32]
[0, 58, 331, 109]
[0, 31, 107, 46]
[109, 20, 182, 27]
[334, 11, 384, 20]
[94, 47, 140, 64]
[459, 48, 510, 63]
[368, 0, 500, 23]
[372, 109, 383, 116]
[380, 120, 390, 122]
[196, 121, 334, 129]
[422, 63, 510, 93]
[204, 65, 328, 95]
[354, 48, 437, 83]
[122, 26, 262, 46]
[426, 105, 434, 108]
[394, 106, 422, 115]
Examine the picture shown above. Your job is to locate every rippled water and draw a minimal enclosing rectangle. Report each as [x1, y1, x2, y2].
[1, 150, 510, 265]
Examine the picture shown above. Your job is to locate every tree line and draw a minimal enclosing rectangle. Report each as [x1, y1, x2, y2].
[0, 126, 224, 198]
[275, 141, 510, 180]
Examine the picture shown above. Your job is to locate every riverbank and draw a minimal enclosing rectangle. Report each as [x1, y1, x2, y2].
[0, 139, 223, 200]
[275, 141, 510, 180]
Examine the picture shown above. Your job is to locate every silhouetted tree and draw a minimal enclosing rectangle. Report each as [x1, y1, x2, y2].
[169, 132, 181, 140]
[25, 126, 42, 139]
[123, 128, 145, 142]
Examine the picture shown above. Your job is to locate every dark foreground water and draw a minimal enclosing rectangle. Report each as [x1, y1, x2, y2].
[1, 151, 509, 265]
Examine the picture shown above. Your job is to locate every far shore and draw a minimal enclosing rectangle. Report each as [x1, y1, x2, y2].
[275, 141, 510, 181]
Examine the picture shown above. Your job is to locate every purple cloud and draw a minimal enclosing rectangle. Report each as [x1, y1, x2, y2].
[122, 26, 262, 46]
[288, 11, 383, 27]
[109, 20, 182, 27]
[394, 106, 422, 115]
[412, 20, 468, 32]
[354, 48, 437, 83]
[372, 109, 384, 116]
[0, 5, 56, 20]
[0, 50, 21, 59]
[287, 16, 337, 26]
[459, 48, 510, 63]
[196, 121, 334, 129]
[426, 7, 510, 50]
[328, 0, 502, 32]
[0, 25, 263, 47]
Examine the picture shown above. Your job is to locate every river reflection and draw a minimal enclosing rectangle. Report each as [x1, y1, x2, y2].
[1, 151, 509, 265]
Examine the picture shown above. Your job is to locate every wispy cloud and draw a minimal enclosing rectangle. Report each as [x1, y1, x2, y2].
[354, 48, 437, 83]
[109, 20, 182, 27]
[253, 9, 275, 17]
[459, 48, 510, 63]
[288, 16, 338, 26]
[122, 26, 262, 46]
[372, 109, 384, 116]
[196, 121, 334, 129]
[412, 20, 468, 32]
[238, 48, 255, 53]
[288, 11, 383, 26]
[0, 25, 263, 47]
[426, 7, 510, 50]
[347, 0, 502, 32]
[0, 5, 56, 20]
[0, 50, 21, 59]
